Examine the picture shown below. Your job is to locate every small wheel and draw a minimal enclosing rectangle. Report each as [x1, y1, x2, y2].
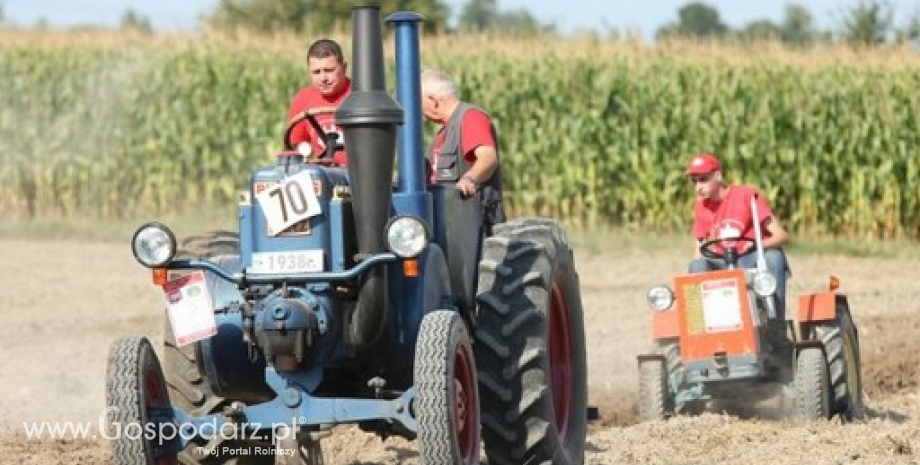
[415, 310, 480, 465]
[638, 358, 671, 421]
[105, 336, 178, 465]
[794, 347, 831, 420]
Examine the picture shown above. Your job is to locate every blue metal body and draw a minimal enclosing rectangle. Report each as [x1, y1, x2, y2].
[156, 10, 466, 454]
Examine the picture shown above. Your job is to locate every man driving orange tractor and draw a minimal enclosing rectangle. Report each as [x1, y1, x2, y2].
[685, 153, 790, 318]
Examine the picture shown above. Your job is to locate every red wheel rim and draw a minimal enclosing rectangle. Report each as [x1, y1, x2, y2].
[549, 282, 573, 440]
[144, 365, 166, 405]
[454, 343, 479, 464]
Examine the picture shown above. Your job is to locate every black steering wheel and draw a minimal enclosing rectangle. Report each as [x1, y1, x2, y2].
[283, 111, 343, 165]
[699, 237, 757, 262]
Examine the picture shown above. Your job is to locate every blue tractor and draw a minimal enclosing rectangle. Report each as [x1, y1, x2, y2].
[105, 6, 588, 465]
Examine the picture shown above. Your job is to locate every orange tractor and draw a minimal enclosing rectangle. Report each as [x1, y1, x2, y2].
[637, 200, 863, 421]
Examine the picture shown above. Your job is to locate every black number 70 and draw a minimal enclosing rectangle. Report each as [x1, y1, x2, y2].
[269, 181, 310, 223]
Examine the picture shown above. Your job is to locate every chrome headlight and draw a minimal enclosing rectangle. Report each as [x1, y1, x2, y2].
[647, 285, 675, 311]
[131, 223, 177, 268]
[385, 215, 429, 258]
[752, 271, 777, 297]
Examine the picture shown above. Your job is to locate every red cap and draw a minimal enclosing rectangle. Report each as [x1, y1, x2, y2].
[686, 153, 721, 175]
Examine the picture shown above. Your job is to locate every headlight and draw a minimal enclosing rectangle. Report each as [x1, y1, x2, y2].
[647, 285, 674, 311]
[752, 271, 777, 297]
[385, 216, 429, 258]
[131, 222, 177, 268]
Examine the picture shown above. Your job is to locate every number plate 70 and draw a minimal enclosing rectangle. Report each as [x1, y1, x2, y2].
[255, 171, 322, 236]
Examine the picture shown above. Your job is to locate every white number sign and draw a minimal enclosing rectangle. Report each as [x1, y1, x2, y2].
[255, 170, 322, 236]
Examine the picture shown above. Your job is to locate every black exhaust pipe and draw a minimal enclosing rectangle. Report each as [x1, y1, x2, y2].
[335, 5, 403, 352]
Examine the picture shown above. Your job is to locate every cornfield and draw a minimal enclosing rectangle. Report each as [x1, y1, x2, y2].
[1, 30, 918, 240]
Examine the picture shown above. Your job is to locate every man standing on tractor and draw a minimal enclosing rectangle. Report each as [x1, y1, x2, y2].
[686, 153, 791, 318]
[421, 69, 505, 235]
[287, 38, 351, 166]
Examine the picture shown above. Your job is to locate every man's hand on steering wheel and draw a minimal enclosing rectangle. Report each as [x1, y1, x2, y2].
[283, 111, 342, 165]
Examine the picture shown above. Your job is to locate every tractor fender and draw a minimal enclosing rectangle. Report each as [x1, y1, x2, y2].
[796, 290, 841, 323]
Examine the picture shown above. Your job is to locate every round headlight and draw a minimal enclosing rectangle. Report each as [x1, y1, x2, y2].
[385, 216, 429, 258]
[647, 285, 674, 311]
[132, 223, 177, 268]
[753, 272, 777, 297]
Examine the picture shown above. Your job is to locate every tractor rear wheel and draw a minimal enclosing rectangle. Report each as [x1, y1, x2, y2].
[178, 230, 240, 258]
[475, 219, 587, 465]
[165, 232, 271, 464]
[105, 336, 178, 465]
[166, 231, 233, 464]
[415, 310, 480, 465]
[815, 307, 864, 420]
[794, 346, 831, 420]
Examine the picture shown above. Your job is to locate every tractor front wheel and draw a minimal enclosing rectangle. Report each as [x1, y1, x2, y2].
[638, 357, 672, 421]
[415, 310, 481, 465]
[105, 336, 178, 465]
[475, 219, 588, 465]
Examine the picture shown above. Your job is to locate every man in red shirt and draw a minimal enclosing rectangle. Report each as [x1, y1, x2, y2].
[287, 39, 351, 166]
[686, 153, 790, 317]
[421, 69, 505, 234]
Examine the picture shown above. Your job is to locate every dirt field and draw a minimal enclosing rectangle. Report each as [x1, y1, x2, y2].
[1, 238, 918, 464]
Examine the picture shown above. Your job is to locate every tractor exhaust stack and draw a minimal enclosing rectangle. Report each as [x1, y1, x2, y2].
[336, 5, 403, 352]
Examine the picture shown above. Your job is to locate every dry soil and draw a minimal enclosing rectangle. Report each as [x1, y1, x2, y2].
[0, 239, 918, 464]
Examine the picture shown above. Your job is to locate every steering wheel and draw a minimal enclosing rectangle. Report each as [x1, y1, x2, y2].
[283, 111, 343, 165]
[699, 237, 757, 262]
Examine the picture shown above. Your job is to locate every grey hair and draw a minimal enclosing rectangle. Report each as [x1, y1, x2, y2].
[421, 69, 458, 98]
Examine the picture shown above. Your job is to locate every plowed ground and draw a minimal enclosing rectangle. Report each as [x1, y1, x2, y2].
[0, 239, 917, 464]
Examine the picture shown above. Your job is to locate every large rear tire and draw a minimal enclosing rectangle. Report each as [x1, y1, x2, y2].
[105, 336, 178, 465]
[815, 306, 864, 420]
[165, 232, 271, 464]
[475, 219, 587, 465]
[166, 229, 242, 420]
[415, 310, 481, 465]
[178, 230, 240, 258]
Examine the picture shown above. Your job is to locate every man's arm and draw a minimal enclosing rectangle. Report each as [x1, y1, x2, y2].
[457, 145, 498, 196]
[761, 217, 789, 249]
[464, 145, 498, 178]
[456, 110, 499, 196]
